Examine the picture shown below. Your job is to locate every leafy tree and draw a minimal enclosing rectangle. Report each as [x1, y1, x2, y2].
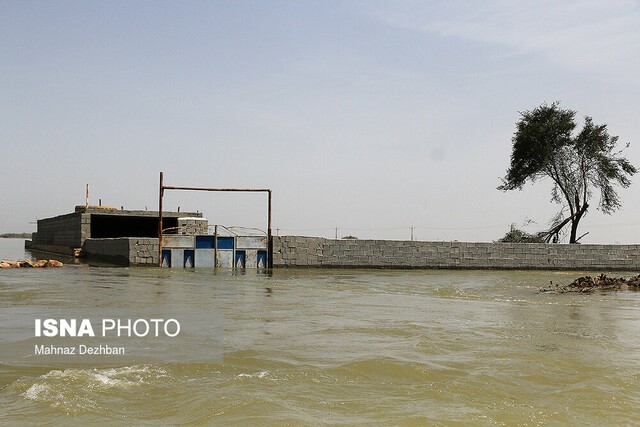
[498, 103, 636, 243]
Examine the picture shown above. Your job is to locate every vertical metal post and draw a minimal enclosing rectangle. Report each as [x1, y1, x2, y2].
[233, 236, 237, 269]
[267, 190, 273, 269]
[158, 171, 164, 267]
[214, 224, 218, 270]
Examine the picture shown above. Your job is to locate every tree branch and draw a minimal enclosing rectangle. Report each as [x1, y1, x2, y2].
[575, 232, 589, 243]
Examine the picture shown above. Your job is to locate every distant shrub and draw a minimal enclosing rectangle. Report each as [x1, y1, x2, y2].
[0, 233, 31, 239]
[497, 224, 543, 243]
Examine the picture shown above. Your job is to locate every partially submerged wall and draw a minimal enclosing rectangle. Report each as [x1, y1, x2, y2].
[161, 235, 268, 268]
[272, 236, 640, 270]
[272, 236, 324, 267]
[84, 238, 159, 266]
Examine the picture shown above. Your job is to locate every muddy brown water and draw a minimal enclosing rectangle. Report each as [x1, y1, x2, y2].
[1, 239, 639, 425]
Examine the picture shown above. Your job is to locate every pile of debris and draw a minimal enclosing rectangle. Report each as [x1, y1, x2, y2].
[0, 259, 64, 268]
[540, 274, 640, 293]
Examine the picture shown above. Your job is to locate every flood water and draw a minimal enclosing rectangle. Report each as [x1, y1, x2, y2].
[1, 239, 640, 425]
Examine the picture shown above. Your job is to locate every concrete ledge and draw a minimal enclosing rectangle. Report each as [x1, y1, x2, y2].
[25, 241, 80, 257]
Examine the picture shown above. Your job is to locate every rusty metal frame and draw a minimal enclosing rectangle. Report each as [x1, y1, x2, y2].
[158, 171, 272, 268]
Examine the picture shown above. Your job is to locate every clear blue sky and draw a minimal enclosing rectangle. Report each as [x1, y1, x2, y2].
[2, 0, 640, 243]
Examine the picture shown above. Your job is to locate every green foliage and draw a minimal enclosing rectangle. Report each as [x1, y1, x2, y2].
[499, 103, 576, 191]
[497, 224, 543, 243]
[499, 102, 636, 243]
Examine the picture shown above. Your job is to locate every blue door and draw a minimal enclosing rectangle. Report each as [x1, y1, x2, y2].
[162, 250, 171, 267]
[235, 251, 246, 268]
[184, 250, 195, 268]
[257, 250, 267, 268]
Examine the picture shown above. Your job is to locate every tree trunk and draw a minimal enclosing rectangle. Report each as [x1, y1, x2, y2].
[569, 219, 580, 243]
[569, 204, 589, 243]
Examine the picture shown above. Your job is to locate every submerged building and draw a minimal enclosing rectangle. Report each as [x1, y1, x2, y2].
[26, 206, 269, 268]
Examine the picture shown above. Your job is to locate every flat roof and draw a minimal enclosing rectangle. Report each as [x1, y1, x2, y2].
[74, 206, 203, 218]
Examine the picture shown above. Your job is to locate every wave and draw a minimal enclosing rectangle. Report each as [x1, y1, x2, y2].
[13, 365, 171, 415]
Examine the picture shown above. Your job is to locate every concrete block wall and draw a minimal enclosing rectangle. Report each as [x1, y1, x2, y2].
[84, 238, 159, 266]
[33, 212, 87, 248]
[80, 213, 91, 243]
[129, 238, 159, 266]
[272, 236, 324, 266]
[272, 236, 640, 270]
[177, 217, 208, 235]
